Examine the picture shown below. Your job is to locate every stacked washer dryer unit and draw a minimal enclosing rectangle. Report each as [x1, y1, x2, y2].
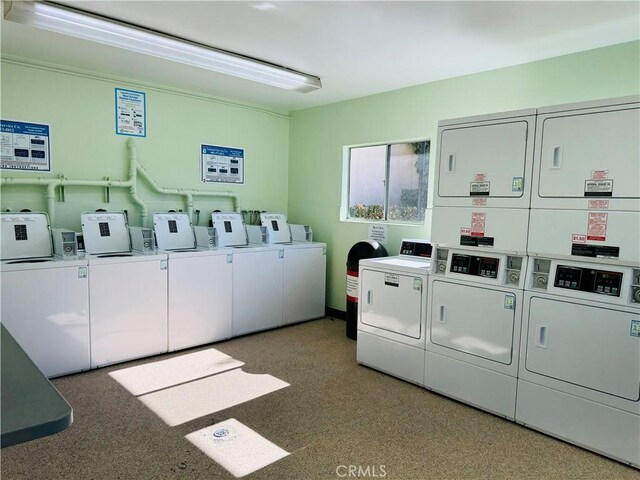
[259, 213, 327, 325]
[81, 212, 168, 368]
[153, 212, 232, 351]
[426, 109, 535, 419]
[357, 239, 432, 385]
[211, 212, 284, 336]
[517, 96, 640, 467]
[0, 212, 90, 378]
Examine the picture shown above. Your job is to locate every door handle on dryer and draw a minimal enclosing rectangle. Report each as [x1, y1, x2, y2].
[446, 154, 455, 173]
[366, 290, 372, 305]
[535, 325, 548, 348]
[438, 304, 446, 323]
[551, 146, 563, 169]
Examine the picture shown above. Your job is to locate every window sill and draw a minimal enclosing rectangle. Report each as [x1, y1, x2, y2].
[340, 217, 426, 227]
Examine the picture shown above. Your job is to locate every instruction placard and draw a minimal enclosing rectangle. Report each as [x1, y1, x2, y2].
[115, 88, 146, 137]
[1, 119, 51, 172]
[201, 144, 244, 184]
[368, 224, 388, 245]
[471, 212, 486, 237]
[587, 212, 608, 241]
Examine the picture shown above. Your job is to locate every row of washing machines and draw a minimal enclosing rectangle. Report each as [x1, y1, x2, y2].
[0, 211, 326, 378]
[357, 95, 639, 468]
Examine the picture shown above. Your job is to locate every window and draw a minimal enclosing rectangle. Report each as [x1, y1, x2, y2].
[344, 140, 429, 223]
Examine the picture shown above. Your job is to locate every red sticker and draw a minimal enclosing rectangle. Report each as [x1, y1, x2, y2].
[591, 170, 609, 180]
[588, 200, 609, 210]
[587, 212, 607, 241]
[471, 212, 486, 237]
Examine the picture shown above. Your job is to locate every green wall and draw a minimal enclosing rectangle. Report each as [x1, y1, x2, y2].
[2, 42, 639, 311]
[0, 59, 290, 230]
[288, 41, 640, 311]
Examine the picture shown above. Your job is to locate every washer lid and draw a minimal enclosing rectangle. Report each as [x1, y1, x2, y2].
[211, 212, 247, 247]
[0, 212, 52, 260]
[153, 212, 196, 250]
[81, 212, 131, 255]
[260, 212, 291, 244]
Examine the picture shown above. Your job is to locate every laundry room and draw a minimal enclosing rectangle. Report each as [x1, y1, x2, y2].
[1, 2, 639, 479]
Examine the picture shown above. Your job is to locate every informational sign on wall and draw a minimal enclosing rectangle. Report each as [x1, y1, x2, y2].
[201, 144, 244, 184]
[368, 224, 388, 245]
[115, 88, 146, 137]
[0, 119, 51, 172]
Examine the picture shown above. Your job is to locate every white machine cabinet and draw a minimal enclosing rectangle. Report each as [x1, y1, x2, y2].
[532, 95, 640, 211]
[283, 243, 326, 325]
[232, 247, 284, 336]
[357, 240, 432, 386]
[434, 109, 536, 208]
[1, 259, 90, 378]
[88, 255, 168, 367]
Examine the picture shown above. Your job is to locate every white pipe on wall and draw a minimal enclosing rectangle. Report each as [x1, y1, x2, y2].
[1, 138, 241, 226]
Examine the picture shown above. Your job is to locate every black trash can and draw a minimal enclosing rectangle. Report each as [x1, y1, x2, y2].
[346, 240, 388, 340]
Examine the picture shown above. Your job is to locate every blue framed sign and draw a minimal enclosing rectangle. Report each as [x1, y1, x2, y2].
[1, 119, 51, 172]
[201, 144, 244, 184]
[115, 88, 146, 137]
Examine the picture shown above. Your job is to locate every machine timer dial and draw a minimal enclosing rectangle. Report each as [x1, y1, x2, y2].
[536, 275, 548, 288]
[509, 272, 520, 283]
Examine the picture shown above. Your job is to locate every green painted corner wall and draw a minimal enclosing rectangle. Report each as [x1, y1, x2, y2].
[0, 60, 290, 231]
[288, 40, 640, 311]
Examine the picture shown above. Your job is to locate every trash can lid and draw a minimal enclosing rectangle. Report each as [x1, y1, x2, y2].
[347, 240, 388, 262]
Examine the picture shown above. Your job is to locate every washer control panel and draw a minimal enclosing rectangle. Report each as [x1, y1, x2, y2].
[399, 239, 432, 258]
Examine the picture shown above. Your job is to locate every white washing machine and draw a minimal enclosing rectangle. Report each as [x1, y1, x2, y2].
[81, 212, 168, 368]
[357, 239, 432, 385]
[516, 257, 640, 468]
[260, 213, 327, 325]
[153, 212, 232, 351]
[211, 212, 284, 337]
[0, 212, 90, 378]
[425, 247, 527, 419]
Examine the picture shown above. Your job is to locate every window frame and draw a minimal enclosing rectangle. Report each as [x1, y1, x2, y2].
[340, 138, 430, 225]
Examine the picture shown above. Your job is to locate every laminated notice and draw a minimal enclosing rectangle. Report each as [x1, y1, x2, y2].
[585, 179, 613, 197]
[587, 212, 607, 241]
[470, 181, 490, 196]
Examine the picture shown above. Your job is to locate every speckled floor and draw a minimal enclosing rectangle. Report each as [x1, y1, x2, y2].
[2, 318, 638, 479]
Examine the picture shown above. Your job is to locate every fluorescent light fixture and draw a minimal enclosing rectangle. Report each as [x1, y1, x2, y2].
[4, 1, 322, 93]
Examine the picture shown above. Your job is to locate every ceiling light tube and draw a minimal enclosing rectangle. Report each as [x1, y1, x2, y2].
[4, 1, 322, 92]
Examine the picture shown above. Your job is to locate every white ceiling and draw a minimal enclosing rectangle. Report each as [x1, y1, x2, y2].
[2, 1, 639, 114]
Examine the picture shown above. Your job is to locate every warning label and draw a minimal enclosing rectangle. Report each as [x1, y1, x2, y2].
[585, 179, 613, 197]
[384, 273, 399, 287]
[346, 272, 359, 301]
[470, 181, 490, 196]
[471, 212, 486, 237]
[591, 170, 609, 180]
[588, 200, 610, 210]
[472, 198, 487, 206]
[587, 212, 608, 241]
[474, 173, 487, 182]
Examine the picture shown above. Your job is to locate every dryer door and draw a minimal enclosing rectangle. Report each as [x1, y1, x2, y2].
[430, 280, 515, 364]
[524, 297, 640, 401]
[360, 268, 424, 339]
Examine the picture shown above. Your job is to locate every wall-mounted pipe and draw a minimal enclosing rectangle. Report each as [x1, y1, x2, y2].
[1, 138, 241, 226]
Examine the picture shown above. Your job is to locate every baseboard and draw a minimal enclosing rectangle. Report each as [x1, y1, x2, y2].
[325, 307, 346, 320]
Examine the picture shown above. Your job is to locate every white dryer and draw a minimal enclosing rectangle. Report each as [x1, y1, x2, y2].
[516, 257, 640, 468]
[260, 213, 327, 325]
[81, 212, 168, 368]
[0, 212, 90, 378]
[357, 239, 432, 385]
[425, 247, 527, 419]
[211, 212, 284, 337]
[153, 212, 233, 351]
